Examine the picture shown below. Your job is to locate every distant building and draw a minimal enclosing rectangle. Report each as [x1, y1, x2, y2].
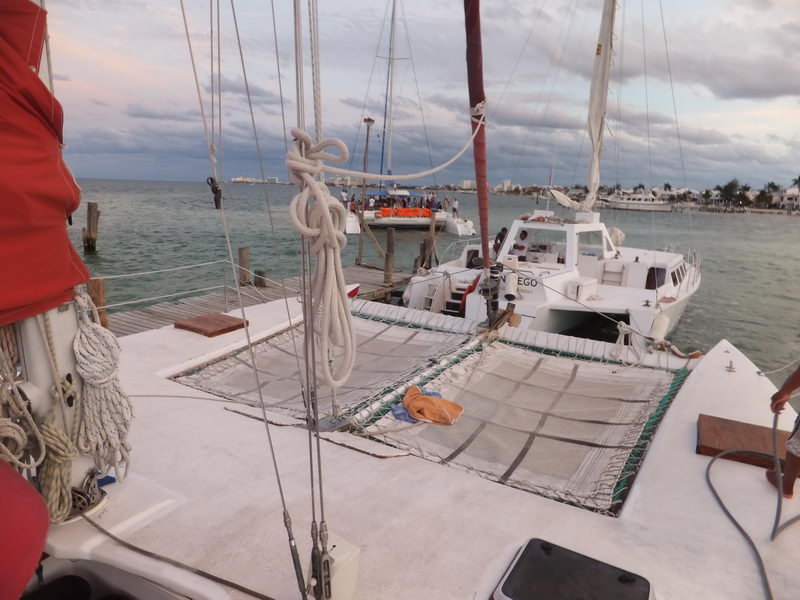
[775, 186, 800, 209]
[460, 179, 476, 190]
[264, 177, 279, 184]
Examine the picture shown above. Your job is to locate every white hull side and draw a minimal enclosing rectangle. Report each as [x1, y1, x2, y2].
[606, 199, 672, 212]
[444, 216, 476, 237]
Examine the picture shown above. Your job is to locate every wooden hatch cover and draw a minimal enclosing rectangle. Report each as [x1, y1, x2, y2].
[174, 313, 247, 337]
[697, 413, 794, 472]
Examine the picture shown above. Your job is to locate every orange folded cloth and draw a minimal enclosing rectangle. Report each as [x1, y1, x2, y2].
[403, 385, 464, 425]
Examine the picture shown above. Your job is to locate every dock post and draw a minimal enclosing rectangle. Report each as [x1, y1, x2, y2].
[384, 228, 395, 285]
[238, 247, 251, 285]
[87, 278, 109, 329]
[254, 269, 267, 287]
[82, 202, 100, 253]
[428, 209, 438, 266]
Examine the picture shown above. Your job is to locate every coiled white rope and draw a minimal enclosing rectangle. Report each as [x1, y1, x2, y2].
[286, 129, 355, 389]
[36, 312, 82, 522]
[0, 347, 46, 470]
[73, 292, 133, 479]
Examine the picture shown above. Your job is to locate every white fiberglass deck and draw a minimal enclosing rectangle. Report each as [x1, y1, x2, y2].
[47, 297, 800, 600]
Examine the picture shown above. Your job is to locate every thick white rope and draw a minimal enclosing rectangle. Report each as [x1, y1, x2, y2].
[315, 112, 485, 182]
[287, 129, 355, 389]
[0, 348, 46, 470]
[73, 292, 133, 479]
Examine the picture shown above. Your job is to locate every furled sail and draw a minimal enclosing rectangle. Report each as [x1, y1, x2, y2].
[0, 0, 89, 326]
[584, 0, 617, 210]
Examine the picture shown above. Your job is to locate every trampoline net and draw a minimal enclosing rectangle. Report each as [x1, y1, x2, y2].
[173, 315, 471, 421]
[361, 342, 681, 514]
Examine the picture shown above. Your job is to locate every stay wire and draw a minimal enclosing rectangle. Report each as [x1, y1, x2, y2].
[228, 0, 305, 385]
[269, 0, 289, 151]
[346, 0, 391, 172]
[399, 0, 437, 186]
[179, 2, 306, 595]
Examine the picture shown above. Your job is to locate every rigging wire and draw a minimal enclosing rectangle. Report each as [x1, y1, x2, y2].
[399, 0, 437, 187]
[346, 0, 392, 172]
[511, 0, 580, 182]
[614, 0, 627, 189]
[269, 0, 289, 152]
[178, 2, 307, 595]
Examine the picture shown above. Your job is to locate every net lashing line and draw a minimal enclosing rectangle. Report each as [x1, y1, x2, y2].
[358, 342, 681, 515]
[498, 327, 695, 372]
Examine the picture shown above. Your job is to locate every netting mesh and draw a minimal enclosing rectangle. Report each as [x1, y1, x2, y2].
[361, 342, 679, 513]
[174, 315, 471, 421]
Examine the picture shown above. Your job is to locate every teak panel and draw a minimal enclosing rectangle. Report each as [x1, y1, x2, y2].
[174, 313, 248, 337]
[697, 413, 793, 471]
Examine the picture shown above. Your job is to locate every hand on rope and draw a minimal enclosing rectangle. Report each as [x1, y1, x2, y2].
[286, 129, 355, 389]
[73, 292, 133, 479]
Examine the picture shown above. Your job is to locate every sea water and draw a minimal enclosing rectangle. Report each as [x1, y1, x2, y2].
[70, 179, 800, 382]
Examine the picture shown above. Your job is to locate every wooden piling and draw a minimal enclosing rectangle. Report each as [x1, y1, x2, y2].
[428, 209, 438, 267]
[254, 269, 267, 287]
[82, 202, 100, 253]
[238, 247, 251, 285]
[384, 228, 395, 284]
[87, 278, 109, 329]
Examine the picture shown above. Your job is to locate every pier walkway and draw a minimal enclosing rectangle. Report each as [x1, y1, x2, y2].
[107, 264, 411, 337]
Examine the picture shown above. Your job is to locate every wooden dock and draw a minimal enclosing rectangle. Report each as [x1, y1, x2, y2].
[107, 264, 412, 337]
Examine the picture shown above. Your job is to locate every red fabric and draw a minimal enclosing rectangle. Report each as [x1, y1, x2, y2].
[0, 461, 49, 600]
[0, 0, 89, 327]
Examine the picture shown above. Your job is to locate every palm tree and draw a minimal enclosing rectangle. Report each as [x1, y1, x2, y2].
[765, 181, 780, 193]
[634, 183, 646, 191]
[702, 189, 712, 204]
[715, 179, 740, 206]
[792, 175, 800, 188]
[663, 182, 672, 191]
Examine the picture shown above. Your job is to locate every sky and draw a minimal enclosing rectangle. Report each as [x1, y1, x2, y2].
[46, 0, 800, 190]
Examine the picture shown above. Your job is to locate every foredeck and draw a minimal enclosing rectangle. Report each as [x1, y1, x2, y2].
[106, 264, 411, 337]
[50, 296, 800, 600]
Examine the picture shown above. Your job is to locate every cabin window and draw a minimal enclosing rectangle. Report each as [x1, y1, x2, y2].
[645, 267, 666, 290]
[510, 227, 567, 263]
[577, 230, 604, 259]
[671, 271, 679, 286]
[676, 267, 684, 283]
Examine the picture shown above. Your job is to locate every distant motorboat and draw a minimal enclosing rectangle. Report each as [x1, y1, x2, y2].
[606, 191, 672, 212]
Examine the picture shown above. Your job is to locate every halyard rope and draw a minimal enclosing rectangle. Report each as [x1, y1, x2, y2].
[287, 129, 356, 389]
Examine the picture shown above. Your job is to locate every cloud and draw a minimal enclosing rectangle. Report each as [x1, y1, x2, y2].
[91, 98, 109, 106]
[202, 74, 283, 104]
[53, 73, 71, 81]
[124, 104, 201, 123]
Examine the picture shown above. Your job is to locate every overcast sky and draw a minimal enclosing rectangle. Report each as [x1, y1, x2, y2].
[47, 0, 799, 190]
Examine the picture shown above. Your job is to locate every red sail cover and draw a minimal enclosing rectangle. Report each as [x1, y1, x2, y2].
[0, 0, 89, 327]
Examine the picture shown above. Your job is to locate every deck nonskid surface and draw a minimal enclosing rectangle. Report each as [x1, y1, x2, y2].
[67, 299, 800, 599]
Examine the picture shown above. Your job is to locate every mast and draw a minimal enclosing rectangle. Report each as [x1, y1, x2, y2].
[584, 0, 617, 209]
[462, 0, 491, 281]
[378, 0, 398, 185]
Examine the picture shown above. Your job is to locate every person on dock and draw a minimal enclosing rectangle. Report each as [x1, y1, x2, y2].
[340, 189, 348, 204]
[452, 198, 459, 218]
[369, 196, 376, 209]
[766, 365, 800, 498]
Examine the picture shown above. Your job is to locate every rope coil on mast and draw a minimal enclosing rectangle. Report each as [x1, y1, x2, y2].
[286, 129, 356, 389]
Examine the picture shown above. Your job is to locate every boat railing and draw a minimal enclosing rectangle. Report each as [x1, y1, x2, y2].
[441, 238, 480, 262]
[87, 259, 247, 313]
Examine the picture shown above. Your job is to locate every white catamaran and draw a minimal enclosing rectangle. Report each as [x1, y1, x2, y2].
[4, 2, 799, 600]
